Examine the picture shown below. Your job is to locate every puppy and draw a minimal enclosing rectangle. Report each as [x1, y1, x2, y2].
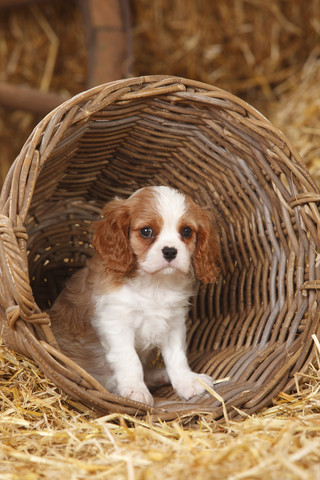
[49, 186, 220, 406]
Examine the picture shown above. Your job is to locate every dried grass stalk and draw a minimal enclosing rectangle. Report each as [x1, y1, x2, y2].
[268, 54, 320, 186]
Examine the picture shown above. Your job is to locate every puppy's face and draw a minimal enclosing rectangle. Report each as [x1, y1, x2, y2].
[92, 186, 220, 284]
[129, 187, 198, 276]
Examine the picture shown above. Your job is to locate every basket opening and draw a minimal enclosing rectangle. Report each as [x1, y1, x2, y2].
[15, 78, 319, 414]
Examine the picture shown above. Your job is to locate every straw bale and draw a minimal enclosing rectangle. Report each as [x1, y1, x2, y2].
[131, 0, 319, 103]
[0, 1, 87, 96]
[1, 0, 319, 185]
[0, 0, 87, 185]
[267, 55, 320, 186]
[1, 336, 320, 479]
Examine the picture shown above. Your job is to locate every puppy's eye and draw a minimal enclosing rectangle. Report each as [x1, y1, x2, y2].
[180, 226, 193, 239]
[140, 227, 154, 239]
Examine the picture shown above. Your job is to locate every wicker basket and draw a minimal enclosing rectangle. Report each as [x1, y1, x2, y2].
[1, 75, 320, 422]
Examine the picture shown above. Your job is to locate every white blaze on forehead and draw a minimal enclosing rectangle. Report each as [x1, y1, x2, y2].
[137, 186, 193, 275]
[152, 186, 186, 225]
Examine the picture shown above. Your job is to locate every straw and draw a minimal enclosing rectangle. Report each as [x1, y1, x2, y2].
[1, 337, 320, 479]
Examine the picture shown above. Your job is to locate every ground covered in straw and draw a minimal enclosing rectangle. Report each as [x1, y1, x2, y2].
[1, 338, 320, 480]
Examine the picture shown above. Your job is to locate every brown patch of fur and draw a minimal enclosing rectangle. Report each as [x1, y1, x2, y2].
[48, 258, 109, 373]
[91, 187, 164, 280]
[184, 197, 221, 284]
[91, 199, 135, 282]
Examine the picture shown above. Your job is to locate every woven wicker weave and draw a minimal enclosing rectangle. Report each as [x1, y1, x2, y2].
[1, 75, 320, 422]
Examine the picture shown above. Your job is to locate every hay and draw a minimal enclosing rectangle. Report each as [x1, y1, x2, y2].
[267, 54, 320, 186]
[0, 1, 87, 95]
[1, 336, 320, 479]
[0, 0, 87, 185]
[131, 0, 319, 103]
[1, 0, 319, 184]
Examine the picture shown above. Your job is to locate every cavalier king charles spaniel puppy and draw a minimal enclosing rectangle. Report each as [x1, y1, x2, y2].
[49, 186, 220, 406]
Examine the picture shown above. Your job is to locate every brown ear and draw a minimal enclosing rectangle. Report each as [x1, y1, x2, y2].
[91, 199, 135, 279]
[192, 209, 221, 284]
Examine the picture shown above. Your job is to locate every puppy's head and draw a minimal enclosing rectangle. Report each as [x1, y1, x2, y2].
[92, 186, 220, 283]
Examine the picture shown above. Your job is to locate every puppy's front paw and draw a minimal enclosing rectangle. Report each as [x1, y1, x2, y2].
[120, 385, 154, 406]
[173, 372, 213, 400]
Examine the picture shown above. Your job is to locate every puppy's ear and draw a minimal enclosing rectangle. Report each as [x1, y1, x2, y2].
[192, 209, 220, 284]
[91, 199, 134, 279]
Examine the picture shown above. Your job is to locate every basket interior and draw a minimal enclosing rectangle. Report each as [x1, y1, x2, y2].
[6, 77, 320, 417]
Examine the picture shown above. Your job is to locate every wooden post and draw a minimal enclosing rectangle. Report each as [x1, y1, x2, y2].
[80, 0, 132, 87]
[0, 82, 66, 115]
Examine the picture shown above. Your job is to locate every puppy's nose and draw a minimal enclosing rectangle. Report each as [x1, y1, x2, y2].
[162, 246, 177, 262]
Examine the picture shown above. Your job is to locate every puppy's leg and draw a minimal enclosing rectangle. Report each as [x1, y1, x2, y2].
[161, 318, 213, 401]
[95, 323, 154, 406]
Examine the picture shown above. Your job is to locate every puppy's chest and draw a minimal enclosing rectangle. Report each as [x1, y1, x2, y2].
[132, 295, 186, 349]
[132, 308, 171, 348]
[95, 283, 189, 346]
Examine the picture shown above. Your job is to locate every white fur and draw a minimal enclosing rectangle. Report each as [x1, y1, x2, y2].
[92, 274, 198, 404]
